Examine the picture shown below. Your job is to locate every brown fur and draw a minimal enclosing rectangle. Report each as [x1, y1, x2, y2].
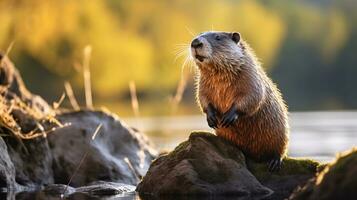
[193, 33, 289, 161]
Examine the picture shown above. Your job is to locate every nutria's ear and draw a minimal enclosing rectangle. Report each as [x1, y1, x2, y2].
[231, 32, 241, 44]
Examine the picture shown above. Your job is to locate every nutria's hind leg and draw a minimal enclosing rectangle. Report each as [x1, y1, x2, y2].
[268, 155, 282, 172]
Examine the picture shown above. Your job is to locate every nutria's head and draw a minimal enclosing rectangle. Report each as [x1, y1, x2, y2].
[190, 31, 245, 71]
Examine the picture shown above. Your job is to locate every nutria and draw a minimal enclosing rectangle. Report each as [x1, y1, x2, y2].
[190, 31, 289, 171]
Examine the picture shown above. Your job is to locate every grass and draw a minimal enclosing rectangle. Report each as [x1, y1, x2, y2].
[83, 45, 93, 109]
[64, 81, 80, 111]
[0, 86, 70, 141]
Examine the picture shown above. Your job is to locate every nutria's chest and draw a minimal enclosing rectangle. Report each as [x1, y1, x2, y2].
[199, 73, 241, 113]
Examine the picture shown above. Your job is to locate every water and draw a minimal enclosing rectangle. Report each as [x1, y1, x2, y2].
[126, 111, 357, 163]
[4, 111, 357, 199]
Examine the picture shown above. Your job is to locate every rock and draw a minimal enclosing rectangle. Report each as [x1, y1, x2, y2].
[248, 157, 320, 200]
[42, 181, 135, 197]
[0, 137, 16, 191]
[43, 184, 76, 196]
[48, 110, 157, 187]
[289, 148, 357, 200]
[75, 181, 135, 196]
[6, 137, 54, 186]
[137, 132, 273, 199]
[21, 182, 135, 199]
[137, 131, 322, 200]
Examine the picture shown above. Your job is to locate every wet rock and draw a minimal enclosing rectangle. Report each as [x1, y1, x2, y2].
[43, 184, 75, 196]
[31, 182, 135, 199]
[137, 132, 273, 199]
[289, 148, 357, 200]
[75, 181, 135, 196]
[48, 110, 157, 187]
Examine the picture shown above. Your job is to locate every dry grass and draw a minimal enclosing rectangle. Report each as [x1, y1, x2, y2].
[83, 45, 93, 109]
[64, 81, 80, 111]
[124, 157, 140, 181]
[129, 81, 140, 118]
[0, 41, 14, 67]
[1, 42, 68, 142]
[0, 85, 69, 142]
[0, 44, 96, 142]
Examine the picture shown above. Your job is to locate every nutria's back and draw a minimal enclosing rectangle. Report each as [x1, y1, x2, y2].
[190, 31, 289, 171]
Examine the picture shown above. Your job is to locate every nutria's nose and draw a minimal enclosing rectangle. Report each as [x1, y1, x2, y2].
[191, 38, 203, 48]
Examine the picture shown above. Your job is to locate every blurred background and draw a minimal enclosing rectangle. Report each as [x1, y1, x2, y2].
[0, 0, 356, 161]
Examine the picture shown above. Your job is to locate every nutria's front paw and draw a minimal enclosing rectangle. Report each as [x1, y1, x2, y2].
[206, 103, 219, 129]
[268, 156, 282, 172]
[221, 108, 239, 128]
[207, 112, 218, 129]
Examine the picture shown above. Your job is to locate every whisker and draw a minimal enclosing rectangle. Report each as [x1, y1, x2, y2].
[174, 49, 189, 63]
[185, 26, 196, 37]
[174, 43, 190, 47]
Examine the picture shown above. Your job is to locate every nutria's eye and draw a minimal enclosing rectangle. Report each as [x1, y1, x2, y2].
[215, 35, 221, 40]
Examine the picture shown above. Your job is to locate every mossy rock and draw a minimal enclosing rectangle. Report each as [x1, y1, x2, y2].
[248, 157, 320, 181]
[289, 148, 357, 200]
[138, 131, 322, 200]
[137, 131, 273, 199]
[247, 156, 321, 200]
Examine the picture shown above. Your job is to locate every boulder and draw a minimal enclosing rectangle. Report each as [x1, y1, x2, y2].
[48, 110, 157, 187]
[137, 132, 273, 199]
[137, 132, 321, 200]
[289, 148, 357, 200]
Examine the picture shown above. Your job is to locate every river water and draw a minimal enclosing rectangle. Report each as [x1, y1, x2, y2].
[4, 111, 357, 199]
[127, 111, 357, 162]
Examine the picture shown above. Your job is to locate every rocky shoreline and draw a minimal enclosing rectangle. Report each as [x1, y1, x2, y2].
[0, 54, 156, 199]
[1, 54, 356, 199]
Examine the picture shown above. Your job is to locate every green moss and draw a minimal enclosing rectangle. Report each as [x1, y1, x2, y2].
[188, 131, 216, 140]
[168, 141, 189, 157]
[248, 157, 321, 181]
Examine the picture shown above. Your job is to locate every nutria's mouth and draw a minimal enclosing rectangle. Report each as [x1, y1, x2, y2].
[195, 55, 206, 62]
